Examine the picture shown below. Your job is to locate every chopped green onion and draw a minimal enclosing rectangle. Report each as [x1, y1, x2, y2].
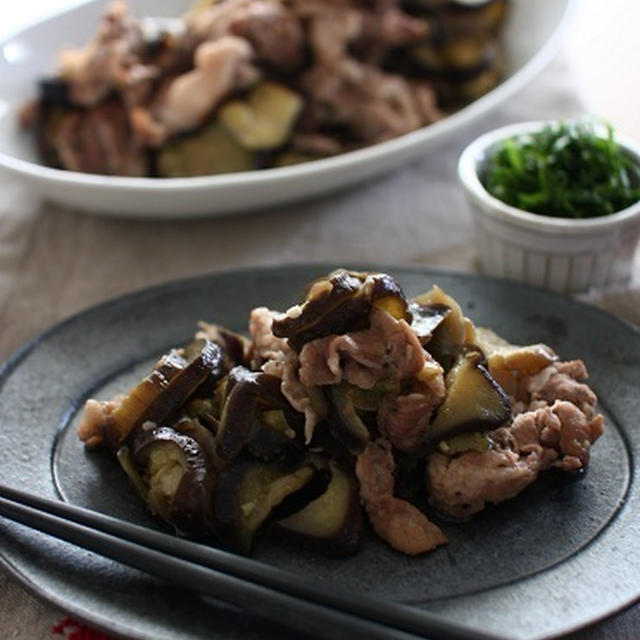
[481, 121, 640, 218]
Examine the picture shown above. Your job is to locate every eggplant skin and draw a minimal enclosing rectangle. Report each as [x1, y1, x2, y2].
[326, 384, 371, 455]
[97, 339, 225, 450]
[271, 461, 364, 556]
[246, 408, 304, 464]
[131, 425, 217, 537]
[412, 286, 471, 371]
[216, 366, 303, 462]
[272, 270, 365, 350]
[426, 349, 511, 445]
[213, 458, 320, 554]
[272, 270, 409, 351]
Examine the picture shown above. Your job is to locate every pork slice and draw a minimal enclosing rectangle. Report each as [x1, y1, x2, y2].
[281, 352, 324, 444]
[552, 400, 604, 470]
[227, 1, 305, 71]
[298, 308, 434, 389]
[427, 448, 542, 519]
[428, 397, 605, 518]
[58, 0, 146, 107]
[499, 399, 603, 470]
[529, 360, 597, 418]
[301, 61, 433, 145]
[138, 36, 258, 145]
[249, 307, 290, 371]
[490, 406, 560, 471]
[377, 373, 446, 451]
[77, 396, 122, 448]
[298, 308, 445, 450]
[356, 439, 447, 555]
[249, 306, 323, 442]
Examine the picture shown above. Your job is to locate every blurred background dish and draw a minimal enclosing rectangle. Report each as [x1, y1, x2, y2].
[0, 0, 572, 217]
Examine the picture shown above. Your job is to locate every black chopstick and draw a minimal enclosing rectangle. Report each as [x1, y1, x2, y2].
[0, 484, 501, 640]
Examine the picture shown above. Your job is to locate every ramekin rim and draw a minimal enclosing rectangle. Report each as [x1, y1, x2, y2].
[457, 119, 640, 234]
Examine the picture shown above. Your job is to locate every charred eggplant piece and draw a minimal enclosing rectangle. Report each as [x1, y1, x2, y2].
[216, 366, 303, 462]
[128, 424, 217, 536]
[33, 105, 66, 169]
[426, 348, 510, 445]
[326, 383, 371, 454]
[103, 339, 225, 449]
[369, 273, 412, 322]
[445, 49, 504, 104]
[410, 34, 497, 79]
[216, 368, 264, 460]
[246, 409, 303, 464]
[272, 460, 363, 556]
[412, 285, 475, 370]
[273, 150, 320, 167]
[156, 121, 256, 177]
[272, 270, 365, 350]
[405, 1, 507, 33]
[272, 270, 409, 351]
[185, 397, 219, 434]
[38, 77, 73, 108]
[196, 321, 250, 369]
[116, 445, 148, 501]
[409, 302, 451, 346]
[473, 327, 557, 399]
[218, 82, 303, 151]
[438, 0, 508, 34]
[473, 327, 557, 375]
[213, 458, 323, 553]
[174, 416, 221, 472]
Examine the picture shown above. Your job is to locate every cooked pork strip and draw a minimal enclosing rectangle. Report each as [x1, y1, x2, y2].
[298, 308, 439, 389]
[187, 0, 305, 71]
[249, 306, 322, 442]
[428, 398, 604, 518]
[138, 36, 258, 145]
[77, 397, 122, 449]
[528, 360, 597, 419]
[377, 386, 444, 451]
[357, 439, 447, 554]
[58, 1, 147, 107]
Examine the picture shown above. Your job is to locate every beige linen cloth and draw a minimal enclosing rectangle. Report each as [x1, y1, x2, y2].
[0, 55, 639, 639]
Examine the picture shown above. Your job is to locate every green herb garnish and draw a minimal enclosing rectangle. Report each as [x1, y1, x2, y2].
[482, 121, 640, 218]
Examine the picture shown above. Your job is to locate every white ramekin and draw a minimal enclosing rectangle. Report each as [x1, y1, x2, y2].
[458, 121, 640, 294]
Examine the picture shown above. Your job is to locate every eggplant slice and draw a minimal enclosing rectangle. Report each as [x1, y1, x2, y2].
[124, 423, 218, 537]
[426, 348, 511, 445]
[272, 270, 410, 351]
[271, 459, 363, 556]
[156, 121, 257, 177]
[213, 458, 326, 553]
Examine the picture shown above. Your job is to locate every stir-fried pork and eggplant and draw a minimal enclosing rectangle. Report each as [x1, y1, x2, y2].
[78, 270, 604, 556]
[20, 0, 508, 177]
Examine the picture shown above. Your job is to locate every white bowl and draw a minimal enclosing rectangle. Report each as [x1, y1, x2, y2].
[458, 120, 640, 294]
[0, 0, 573, 218]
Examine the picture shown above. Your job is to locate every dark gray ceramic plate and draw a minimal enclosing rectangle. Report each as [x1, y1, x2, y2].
[0, 265, 639, 640]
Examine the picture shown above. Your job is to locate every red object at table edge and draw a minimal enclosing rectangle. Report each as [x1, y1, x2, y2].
[52, 617, 114, 640]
